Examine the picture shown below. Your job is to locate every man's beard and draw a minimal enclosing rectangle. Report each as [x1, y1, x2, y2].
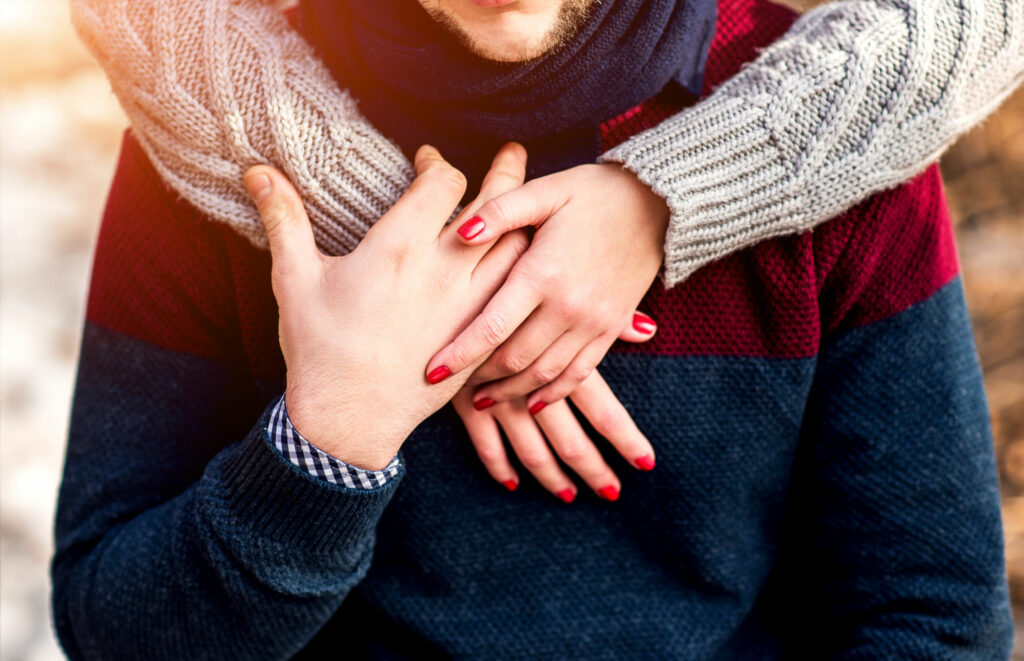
[421, 0, 599, 62]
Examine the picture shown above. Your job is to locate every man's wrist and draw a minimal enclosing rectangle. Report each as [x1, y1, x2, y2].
[271, 396, 401, 485]
[284, 386, 402, 471]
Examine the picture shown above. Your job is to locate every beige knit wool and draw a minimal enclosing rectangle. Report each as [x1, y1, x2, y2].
[71, 0, 1023, 285]
[71, 0, 414, 258]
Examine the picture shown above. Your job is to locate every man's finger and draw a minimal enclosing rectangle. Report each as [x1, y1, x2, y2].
[369, 145, 467, 243]
[244, 165, 320, 287]
[449, 142, 528, 241]
[425, 273, 543, 384]
[450, 174, 562, 246]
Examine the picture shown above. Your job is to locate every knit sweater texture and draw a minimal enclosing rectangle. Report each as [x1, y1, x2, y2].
[53, 1, 1011, 657]
[69, 0, 1024, 286]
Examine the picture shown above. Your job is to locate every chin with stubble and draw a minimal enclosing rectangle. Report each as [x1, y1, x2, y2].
[417, 0, 600, 62]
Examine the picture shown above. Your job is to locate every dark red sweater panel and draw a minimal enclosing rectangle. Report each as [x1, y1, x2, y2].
[86, 0, 958, 385]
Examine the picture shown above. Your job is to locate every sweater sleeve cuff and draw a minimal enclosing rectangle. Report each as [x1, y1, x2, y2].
[269, 395, 401, 489]
[201, 400, 403, 560]
[600, 93, 804, 287]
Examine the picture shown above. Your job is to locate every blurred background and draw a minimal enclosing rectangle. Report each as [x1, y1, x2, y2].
[0, 0, 1020, 659]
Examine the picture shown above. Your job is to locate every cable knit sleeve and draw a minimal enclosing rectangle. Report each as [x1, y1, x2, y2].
[602, 0, 1024, 285]
[72, 0, 1023, 283]
[69, 0, 414, 257]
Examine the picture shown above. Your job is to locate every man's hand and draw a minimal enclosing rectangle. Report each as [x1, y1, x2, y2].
[244, 144, 528, 470]
[424, 163, 669, 414]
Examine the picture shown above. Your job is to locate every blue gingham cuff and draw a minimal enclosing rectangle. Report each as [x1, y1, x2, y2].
[268, 396, 400, 489]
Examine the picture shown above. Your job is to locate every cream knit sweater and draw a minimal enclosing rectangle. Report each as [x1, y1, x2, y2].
[71, 0, 1023, 285]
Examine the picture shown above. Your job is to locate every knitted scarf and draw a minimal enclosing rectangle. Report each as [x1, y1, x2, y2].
[298, 0, 717, 188]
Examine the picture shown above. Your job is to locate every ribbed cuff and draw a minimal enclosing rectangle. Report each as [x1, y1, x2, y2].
[306, 115, 415, 257]
[600, 93, 802, 287]
[207, 401, 403, 557]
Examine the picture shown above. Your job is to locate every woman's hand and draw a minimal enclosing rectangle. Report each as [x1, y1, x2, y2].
[424, 163, 669, 414]
[244, 144, 529, 470]
[454, 369, 656, 502]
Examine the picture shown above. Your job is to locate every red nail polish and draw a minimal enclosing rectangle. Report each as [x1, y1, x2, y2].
[502, 479, 519, 492]
[632, 312, 657, 335]
[556, 489, 576, 503]
[635, 455, 656, 471]
[473, 397, 496, 411]
[457, 216, 486, 240]
[598, 485, 620, 502]
[528, 401, 547, 415]
[427, 365, 451, 384]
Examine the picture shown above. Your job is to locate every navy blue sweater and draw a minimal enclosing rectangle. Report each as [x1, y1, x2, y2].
[52, 0, 1012, 657]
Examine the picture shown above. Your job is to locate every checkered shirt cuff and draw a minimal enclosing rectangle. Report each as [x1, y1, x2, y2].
[268, 396, 400, 489]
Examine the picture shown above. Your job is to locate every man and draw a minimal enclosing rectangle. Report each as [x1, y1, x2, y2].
[53, 0, 1013, 657]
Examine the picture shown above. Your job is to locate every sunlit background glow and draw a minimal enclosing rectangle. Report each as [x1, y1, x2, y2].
[0, 1, 1020, 659]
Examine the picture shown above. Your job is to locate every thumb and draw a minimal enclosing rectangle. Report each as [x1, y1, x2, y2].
[617, 311, 658, 343]
[244, 165, 321, 286]
[453, 175, 561, 245]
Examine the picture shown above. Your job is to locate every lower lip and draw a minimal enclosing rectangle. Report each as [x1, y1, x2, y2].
[468, 0, 518, 6]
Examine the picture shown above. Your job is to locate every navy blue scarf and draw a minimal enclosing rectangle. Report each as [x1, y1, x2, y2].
[299, 0, 716, 188]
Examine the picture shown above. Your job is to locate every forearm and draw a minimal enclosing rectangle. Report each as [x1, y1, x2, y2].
[52, 327, 401, 660]
[603, 0, 1024, 286]
[69, 0, 413, 256]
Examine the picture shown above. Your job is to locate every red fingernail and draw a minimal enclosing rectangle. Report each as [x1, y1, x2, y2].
[635, 455, 656, 471]
[632, 312, 657, 335]
[502, 479, 519, 492]
[556, 489, 576, 503]
[427, 365, 451, 384]
[598, 485, 620, 502]
[457, 216, 486, 240]
[473, 397, 496, 411]
[528, 401, 547, 415]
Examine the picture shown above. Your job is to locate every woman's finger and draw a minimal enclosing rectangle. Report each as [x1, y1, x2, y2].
[441, 142, 528, 259]
[534, 403, 621, 501]
[452, 389, 519, 491]
[617, 311, 658, 343]
[473, 327, 590, 407]
[451, 174, 562, 245]
[424, 273, 543, 384]
[525, 333, 617, 413]
[493, 400, 577, 502]
[468, 309, 574, 391]
[469, 230, 531, 307]
[565, 370, 656, 472]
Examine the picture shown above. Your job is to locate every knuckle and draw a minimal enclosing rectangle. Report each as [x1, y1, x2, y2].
[557, 440, 588, 463]
[524, 263, 560, 291]
[554, 295, 585, 321]
[485, 196, 513, 227]
[517, 451, 548, 470]
[381, 238, 414, 265]
[592, 407, 627, 438]
[475, 445, 504, 465]
[568, 363, 594, 385]
[531, 364, 562, 386]
[497, 350, 529, 375]
[480, 314, 510, 349]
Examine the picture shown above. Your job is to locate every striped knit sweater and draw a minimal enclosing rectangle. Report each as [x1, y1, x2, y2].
[53, 0, 1011, 658]
[69, 0, 1024, 286]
